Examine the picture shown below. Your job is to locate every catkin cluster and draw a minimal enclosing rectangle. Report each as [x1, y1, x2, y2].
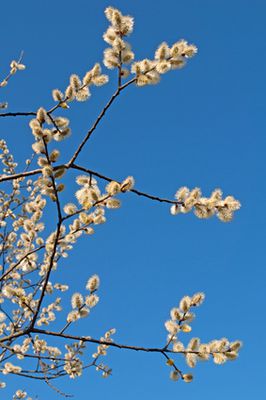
[171, 187, 241, 222]
[52, 63, 109, 107]
[67, 274, 100, 323]
[103, 7, 197, 87]
[0, 54, 25, 110]
[132, 39, 197, 87]
[0, 58, 25, 89]
[165, 293, 242, 382]
[103, 6, 134, 77]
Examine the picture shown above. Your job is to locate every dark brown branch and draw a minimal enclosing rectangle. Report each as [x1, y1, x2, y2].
[0, 112, 36, 117]
[32, 327, 169, 354]
[71, 164, 181, 205]
[29, 139, 63, 329]
[30, 328, 230, 357]
[0, 167, 43, 183]
[67, 78, 136, 166]
[0, 162, 180, 217]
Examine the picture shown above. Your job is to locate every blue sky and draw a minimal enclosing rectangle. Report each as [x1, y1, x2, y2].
[0, 0, 265, 398]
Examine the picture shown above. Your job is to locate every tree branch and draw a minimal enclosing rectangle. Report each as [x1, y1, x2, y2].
[71, 164, 181, 205]
[67, 78, 136, 166]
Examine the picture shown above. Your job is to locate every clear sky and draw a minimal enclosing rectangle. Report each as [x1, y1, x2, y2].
[0, 0, 265, 398]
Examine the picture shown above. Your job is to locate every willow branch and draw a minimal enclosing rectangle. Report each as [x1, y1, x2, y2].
[67, 78, 136, 166]
[32, 328, 174, 354]
[29, 140, 63, 329]
[71, 164, 181, 205]
[0, 162, 180, 209]
[0, 112, 36, 117]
